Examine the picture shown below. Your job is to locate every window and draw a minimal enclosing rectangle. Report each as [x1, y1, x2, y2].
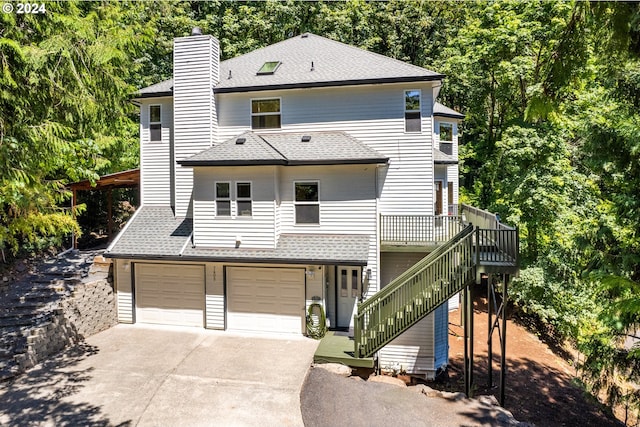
[236, 182, 252, 217]
[215, 182, 231, 216]
[404, 90, 421, 133]
[294, 182, 319, 224]
[257, 61, 281, 75]
[439, 123, 453, 142]
[251, 98, 281, 129]
[150, 105, 162, 142]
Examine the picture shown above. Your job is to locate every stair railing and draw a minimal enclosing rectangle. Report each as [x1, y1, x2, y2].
[354, 224, 476, 358]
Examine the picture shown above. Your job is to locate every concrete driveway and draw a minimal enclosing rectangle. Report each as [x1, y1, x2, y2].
[0, 325, 319, 426]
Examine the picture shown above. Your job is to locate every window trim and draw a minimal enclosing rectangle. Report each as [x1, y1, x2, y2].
[293, 180, 320, 225]
[404, 89, 422, 133]
[251, 97, 282, 130]
[439, 121, 454, 142]
[215, 181, 231, 217]
[149, 104, 162, 142]
[236, 181, 253, 218]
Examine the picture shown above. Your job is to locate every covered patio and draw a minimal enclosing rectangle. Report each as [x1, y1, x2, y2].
[68, 169, 140, 248]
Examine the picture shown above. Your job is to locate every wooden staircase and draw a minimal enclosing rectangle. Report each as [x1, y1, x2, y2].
[354, 220, 518, 358]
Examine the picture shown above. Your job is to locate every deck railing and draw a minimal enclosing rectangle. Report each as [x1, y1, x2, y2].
[461, 204, 499, 229]
[380, 215, 464, 245]
[355, 225, 476, 358]
[461, 204, 519, 265]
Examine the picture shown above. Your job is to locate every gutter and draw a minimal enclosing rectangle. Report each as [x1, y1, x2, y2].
[133, 75, 445, 99]
[102, 252, 367, 266]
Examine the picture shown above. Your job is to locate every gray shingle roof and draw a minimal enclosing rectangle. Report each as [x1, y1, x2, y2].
[105, 206, 371, 265]
[179, 131, 388, 166]
[434, 102, 464, 119]
[106, 206, 192, 257]
[137, 33, 443, 97]
[434, 148, 458, 164]
[182, 234, 371, 265]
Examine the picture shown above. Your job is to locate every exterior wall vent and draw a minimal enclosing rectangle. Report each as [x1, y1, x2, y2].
[236, 137, 246, 145]
[301, 135, 311, 142]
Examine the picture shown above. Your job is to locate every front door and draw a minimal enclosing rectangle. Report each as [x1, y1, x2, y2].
[337, 267, 361, 329]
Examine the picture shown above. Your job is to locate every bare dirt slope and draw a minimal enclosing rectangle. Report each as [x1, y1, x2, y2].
[443, 289, 622, 427]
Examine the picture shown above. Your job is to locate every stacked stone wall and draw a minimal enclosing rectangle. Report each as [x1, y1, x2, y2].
[8, 256, 117, 374]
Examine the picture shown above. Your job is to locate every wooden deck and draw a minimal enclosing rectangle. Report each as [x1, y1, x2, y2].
[313, 331, 374, 368]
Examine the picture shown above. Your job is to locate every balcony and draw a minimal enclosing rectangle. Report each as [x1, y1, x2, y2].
[380, 214, 465, 251]
[380, 205, 518, 272]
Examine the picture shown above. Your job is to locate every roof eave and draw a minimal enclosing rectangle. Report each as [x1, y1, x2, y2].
[103, 252, 367, 266]
[434, 112, 465, 120]
[132, 91, 174, 100]
[286, 158, 389, 166]
[178, 159, 287, 167]
[135, 75, 445, 98]
[214, 75, 445, 94]
[434, 160, 459, 165]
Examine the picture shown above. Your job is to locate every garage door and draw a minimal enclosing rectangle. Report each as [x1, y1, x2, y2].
[135, 263, 205, 327]
[227, 267, 304, 334]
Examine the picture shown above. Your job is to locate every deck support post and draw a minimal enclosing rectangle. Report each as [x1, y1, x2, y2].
[486, 274, 493, 389]
[486, 273, 509, 405]
[462, 283, 474, 397]
[500, 274, 509, 406]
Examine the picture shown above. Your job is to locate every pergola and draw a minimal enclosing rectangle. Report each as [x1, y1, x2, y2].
[67, 168, 140, 248]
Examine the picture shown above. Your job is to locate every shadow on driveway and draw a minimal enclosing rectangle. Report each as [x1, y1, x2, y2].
[0, 343, 129, 427]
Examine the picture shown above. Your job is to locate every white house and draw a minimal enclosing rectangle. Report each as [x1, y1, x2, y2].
[105, 31, 465, 379]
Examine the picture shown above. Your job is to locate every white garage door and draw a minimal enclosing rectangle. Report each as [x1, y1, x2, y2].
[135, 263, 205, 327]
[227, 267, 304, 334]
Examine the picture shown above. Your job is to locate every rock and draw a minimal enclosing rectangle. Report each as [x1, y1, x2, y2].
[314, 363, 352, 377]
[477, 394, 499, 407]
[2, 276, 8, 282]
[368, 375, 407, 387]
[15, 262, 27, 273]
[415, 385, 443, 398]
[349, 375, 364, 381]
[440, 391, 466, 401]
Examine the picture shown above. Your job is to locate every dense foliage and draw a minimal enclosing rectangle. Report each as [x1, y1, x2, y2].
[1, 0, 638, 420]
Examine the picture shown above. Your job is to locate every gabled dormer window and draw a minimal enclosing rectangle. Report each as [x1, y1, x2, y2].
[404, 90, 421, 133]
[149, 105, 162, 142]
[251, 98, 281, 129]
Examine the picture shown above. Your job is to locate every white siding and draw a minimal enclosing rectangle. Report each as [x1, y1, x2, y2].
[379, 251, 438, 378]
[193, 166, 277, 248]
[173, 35, 219, 217]
[379, 316, 436, 377]
[216, 83, 436, 215]
[205, 263, 225, 329]
[279, 165, 379, 295]
[140, 98, 173, 206]
[114, 259, 133, 323]
[434, 118, 460, 214]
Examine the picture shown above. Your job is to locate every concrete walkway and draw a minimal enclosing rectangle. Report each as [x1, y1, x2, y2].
[0, 325, 319, 426]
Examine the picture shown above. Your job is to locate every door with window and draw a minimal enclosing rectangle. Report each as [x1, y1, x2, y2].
[337, 267, 361, 329]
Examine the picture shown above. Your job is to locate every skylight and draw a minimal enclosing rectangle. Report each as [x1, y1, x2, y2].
[257, 61, 281, 75]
